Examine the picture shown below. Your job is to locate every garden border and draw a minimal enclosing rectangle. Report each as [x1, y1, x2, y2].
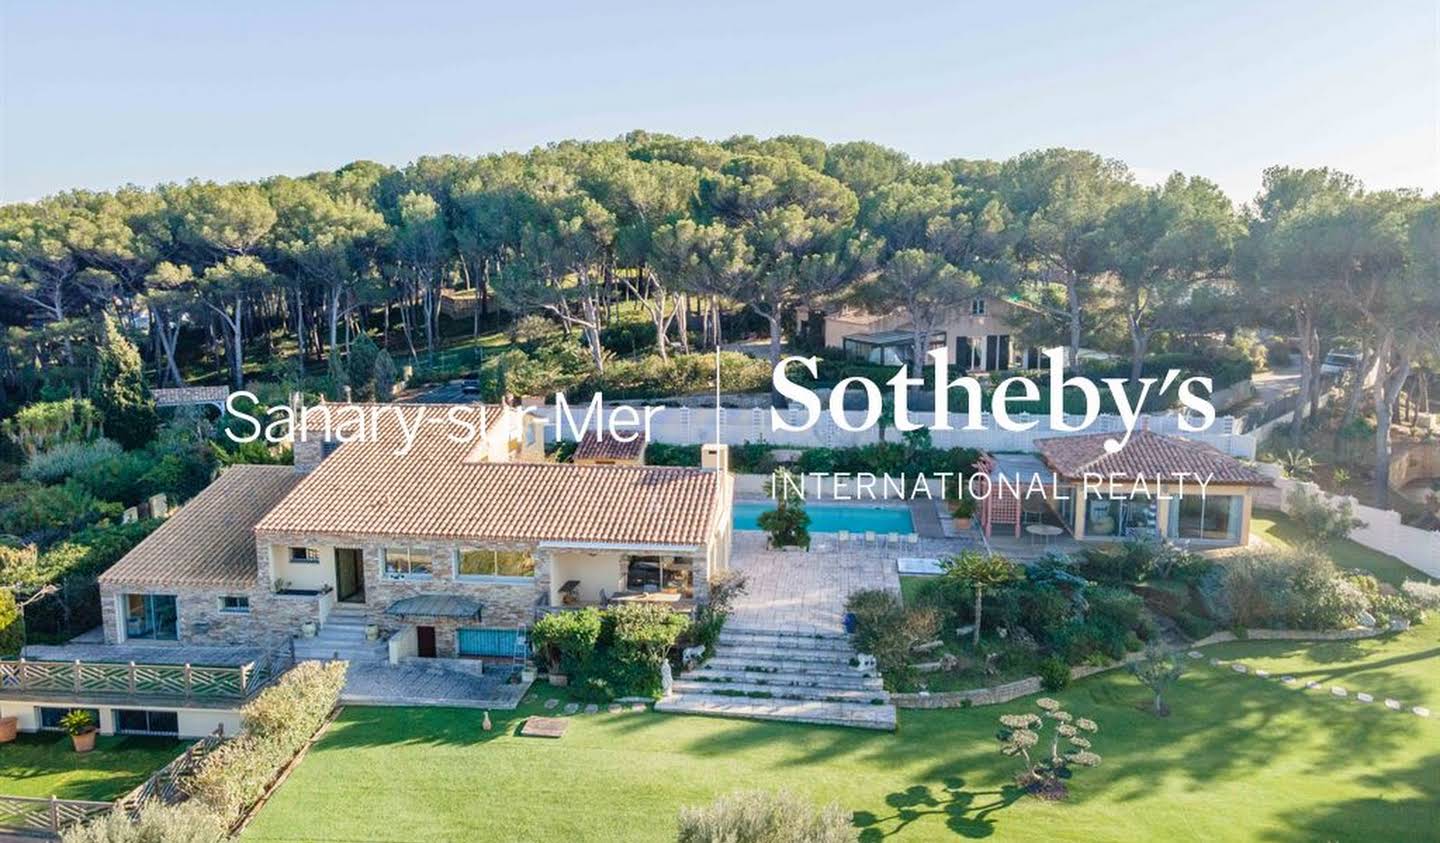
[890, 627, 1385, 709]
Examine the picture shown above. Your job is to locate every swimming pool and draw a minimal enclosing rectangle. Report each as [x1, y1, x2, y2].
[732, 501, 914, 534]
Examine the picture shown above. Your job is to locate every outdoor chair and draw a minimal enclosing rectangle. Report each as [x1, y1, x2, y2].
[864, 530, 877, 545]
[837, 530, 851, 544]
[886, 531, 900, 546]
[905, 532, 919, 545]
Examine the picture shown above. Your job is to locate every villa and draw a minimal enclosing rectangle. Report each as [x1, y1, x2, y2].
[978, 429, 1270, 547]
[0, 402, 734, 737]
[805, 293, 1048, 370]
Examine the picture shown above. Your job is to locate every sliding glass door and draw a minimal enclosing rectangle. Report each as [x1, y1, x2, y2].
[123, 594, 178, 641]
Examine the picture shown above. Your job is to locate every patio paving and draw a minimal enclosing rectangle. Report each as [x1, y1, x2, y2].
[339, 661, 530, 709]
[727, 531, 974, 634]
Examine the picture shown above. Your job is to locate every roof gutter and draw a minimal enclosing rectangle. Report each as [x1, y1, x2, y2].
[536, 540, 703, 554]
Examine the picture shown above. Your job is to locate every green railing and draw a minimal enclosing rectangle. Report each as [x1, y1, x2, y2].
[0, 651, 288, 702]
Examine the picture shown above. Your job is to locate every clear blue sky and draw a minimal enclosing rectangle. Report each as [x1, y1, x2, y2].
[2, 0, 1435, 204]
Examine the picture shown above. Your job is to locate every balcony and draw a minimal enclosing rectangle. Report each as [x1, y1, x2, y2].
[2, 644, 293, 705]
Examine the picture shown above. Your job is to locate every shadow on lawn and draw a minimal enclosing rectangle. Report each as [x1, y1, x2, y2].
[852, 777, 1024, 840]
[1262, 752, 1440, 842]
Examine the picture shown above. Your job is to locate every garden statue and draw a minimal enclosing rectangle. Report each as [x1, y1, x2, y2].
[661, 660, 673, 697]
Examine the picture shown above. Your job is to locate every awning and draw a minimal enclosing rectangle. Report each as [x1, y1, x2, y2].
[385, 595, 482, 619]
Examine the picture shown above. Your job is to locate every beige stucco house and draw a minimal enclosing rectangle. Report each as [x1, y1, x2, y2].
[808, 293, 1047, 371]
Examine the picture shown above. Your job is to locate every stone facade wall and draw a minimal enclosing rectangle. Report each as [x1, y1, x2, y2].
[100, 580, 307, 650]
[256, 530, 549, 658]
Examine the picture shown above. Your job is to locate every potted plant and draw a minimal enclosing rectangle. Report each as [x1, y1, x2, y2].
[951, 495, 975, 530]
[60, 710, 97, 753]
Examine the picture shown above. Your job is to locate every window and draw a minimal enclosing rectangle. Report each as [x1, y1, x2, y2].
[114, 709, 179, 737]
[1168, 495, 1243, 541]
[384, 546, 432, 578]
[218, 595, 250, 613]
[122, 594, 178, 641]
[455, 548, 535, 579]
[38, 707, 99, 732]
[971, 297, 986, 315]
[289, 546, 319, 564]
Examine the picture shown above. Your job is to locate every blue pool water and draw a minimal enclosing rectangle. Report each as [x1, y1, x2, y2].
[732, 501, 914, 534]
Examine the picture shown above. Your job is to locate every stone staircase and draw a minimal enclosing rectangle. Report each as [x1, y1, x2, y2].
[655, 626, 897, 730]
[291, 603, 388, 663]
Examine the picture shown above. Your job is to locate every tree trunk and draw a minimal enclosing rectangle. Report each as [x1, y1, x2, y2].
[1129, 320, 1148, 384]
[1066, 274, 1082, 366]
[1290, 310, 1315, 441]
[972, 588, 983, 649]
[767, 312, 782, 365]
[1339, 343, 1376, 431]
[1372, 336, 1415, 509]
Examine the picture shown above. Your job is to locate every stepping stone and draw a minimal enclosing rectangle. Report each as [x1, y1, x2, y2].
[629, 703, 647, 712]
[562, 703, 579, 714]
[1415, 707, 1431, 718]
[520, 716, 569, 738]
[1231, 663, 1248, 673]
[543, 699, 559, 710]
[584, 703, 598, 714]
[1385, 699, 1403, 710]
[1306, 681, 1321, 690]
[1331, 687, 1347, 698]
[1356, 693, 1373, 703]
[1255, 669, 1270, 678]
[1187, 651, 1203, 659]
[1282, 676, 1296, 684]
[607, 703, 622, 713]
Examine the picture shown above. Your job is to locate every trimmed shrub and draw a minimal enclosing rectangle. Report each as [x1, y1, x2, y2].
[1401, 580, 1440, 611]
[1172, 611, 1216, 640]
[677, 789, 856, 843]
[187, 660, 347, 824]
[1037, 656, 1070, 691]
[600, 603, 688, 698]
[62, 803, 227, 843]
[529, 608, 603, 675]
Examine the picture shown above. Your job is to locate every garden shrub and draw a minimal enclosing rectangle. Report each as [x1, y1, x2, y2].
[756, 499, 810, 550]
[1171, 611, 1216, 640]
[1037, 656, 1070, 691]
[1371, 593, 1422, 626]
[2, 399, 100, 457]
[188, 660, 347, 824]
[644, 443, 703, 467]
[0, 589, 23, 657]
[1075, 540, 1157, 584]
[1218, 548, 1365, 630]
[529, 608, 603, 675]
[0, 480, 118, 545]
[683, 572, 747, 658]
[21, 438, 123, 484]
[676, 789, 856, 843]
[844, 589, 941, 683]
[1084, 587, 1145, 634]
[1401, 580, 1440, 611]
[601, 603, 689, 698]
[1287, 487, 1366, 545]
[62, 802, 228, 843]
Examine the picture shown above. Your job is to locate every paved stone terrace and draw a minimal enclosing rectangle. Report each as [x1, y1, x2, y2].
[339, 661, 531, 709]
[727, 531, 976, 634]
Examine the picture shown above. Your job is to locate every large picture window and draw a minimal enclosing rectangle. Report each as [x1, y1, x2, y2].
[455, 549, 535, 579]
[115, 709, 179, 736]
[383, 546, 432, 578]
[123, 594, 178, 641]
[1169, 495, 1243, 541]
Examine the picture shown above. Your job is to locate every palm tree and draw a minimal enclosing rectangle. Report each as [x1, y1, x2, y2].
[942, 550, 1022, 648]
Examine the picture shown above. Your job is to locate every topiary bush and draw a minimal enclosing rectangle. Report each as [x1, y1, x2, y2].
[1037, 656, 1070, 691]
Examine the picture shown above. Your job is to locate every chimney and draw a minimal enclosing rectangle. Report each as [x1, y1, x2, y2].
[701, 443, 730, 473]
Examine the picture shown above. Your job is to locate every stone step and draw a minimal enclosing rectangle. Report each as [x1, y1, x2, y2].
[724, 625, 849, 642]
[717, 631, 854, 652]
[655, 693, 896, 731]
[671, 679, 887, 704]
[702, 656, 879, 680]
[709, 645, 857, 667]
[684, 666, 883, 691]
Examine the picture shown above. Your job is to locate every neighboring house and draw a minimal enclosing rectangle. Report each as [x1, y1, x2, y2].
[808, 294, 1047, 371]
[978, 430, 1270, 547]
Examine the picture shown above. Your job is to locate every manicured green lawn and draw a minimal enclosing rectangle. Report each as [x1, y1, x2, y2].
[1252, 508, 1434, 586]
[246, 627, 1438, 842]
[0, 733, 183, 801]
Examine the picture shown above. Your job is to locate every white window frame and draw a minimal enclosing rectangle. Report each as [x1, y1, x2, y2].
[383, 545, 433, 580]
[289, 546, 319, 564]
[453, 547, 536, 583]
[971, 297, 986, 315]
[217, 595, 251, 614]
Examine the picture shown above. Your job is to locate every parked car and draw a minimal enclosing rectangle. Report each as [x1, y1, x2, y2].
[1321, 350, 1361, 375]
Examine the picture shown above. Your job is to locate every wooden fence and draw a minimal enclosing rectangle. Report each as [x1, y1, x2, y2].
[0, 650, 288, 702]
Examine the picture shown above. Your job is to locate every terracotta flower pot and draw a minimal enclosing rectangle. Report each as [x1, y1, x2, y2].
[71, 729, 97, 753]
[952, 517, 973, 530]
[0, 716, 16, 744]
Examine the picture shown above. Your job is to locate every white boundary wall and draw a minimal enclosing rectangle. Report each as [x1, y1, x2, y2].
[541, 405, 1257, 459]
[1254, 465, 1440, 580]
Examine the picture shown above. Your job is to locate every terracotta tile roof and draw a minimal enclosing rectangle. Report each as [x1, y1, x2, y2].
[572, 430, 647, 462]
[100, 465, 301, 589]
[255, 414, 721, 546]
[293, 402, 504, 437]
[1034, 430, 1269, 485]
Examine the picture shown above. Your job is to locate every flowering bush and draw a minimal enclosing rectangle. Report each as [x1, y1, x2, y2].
[677, 790, 856, 843]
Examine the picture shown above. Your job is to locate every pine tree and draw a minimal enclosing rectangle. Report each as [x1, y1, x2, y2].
[91, 312, 158, 449]
[373, 349, 397, 401]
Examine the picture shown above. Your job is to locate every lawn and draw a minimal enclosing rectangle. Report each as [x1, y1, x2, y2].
[1251, 508, 1434, 586]
[245, 629, 1438, 842]
[0, 733, 183, 801]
